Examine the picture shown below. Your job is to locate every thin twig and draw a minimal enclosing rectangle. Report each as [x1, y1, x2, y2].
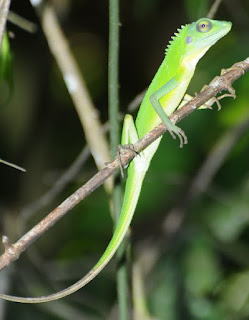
[109, 0, 120, 158]
[0, 159, 26, 172]
[109, 0, 130, 318]
[0, 57, 248, 271]
[207, 0, 223, 19]
[7, 11, 37, 33]
[127, 89, 146, 113]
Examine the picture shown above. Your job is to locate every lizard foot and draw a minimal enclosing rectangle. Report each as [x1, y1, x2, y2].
[167, 124, 188, 148]
[117, 144, 138, 177]
[206, 76, 236, 110]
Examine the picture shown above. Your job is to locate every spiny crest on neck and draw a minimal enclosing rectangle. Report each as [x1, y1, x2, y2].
[165, 23, 189, 59]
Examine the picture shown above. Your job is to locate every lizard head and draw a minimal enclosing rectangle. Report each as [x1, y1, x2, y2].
[181, 18, 232, 65]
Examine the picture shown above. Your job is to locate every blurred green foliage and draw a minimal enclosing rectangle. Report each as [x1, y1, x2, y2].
[0, 0, 249, 319]
[0, 32, 13, 103]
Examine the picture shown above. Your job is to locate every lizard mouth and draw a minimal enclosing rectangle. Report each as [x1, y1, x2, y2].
[201, 31, 227, 43]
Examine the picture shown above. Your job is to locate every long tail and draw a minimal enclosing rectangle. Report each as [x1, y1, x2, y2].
[0, 137, 161, 303]
[0, 161, 148, 303]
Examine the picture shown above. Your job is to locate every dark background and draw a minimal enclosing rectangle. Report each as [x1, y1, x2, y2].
[0, 0, 249, 319]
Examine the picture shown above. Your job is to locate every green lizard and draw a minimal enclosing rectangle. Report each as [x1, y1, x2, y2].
[0, 18, 231, 303]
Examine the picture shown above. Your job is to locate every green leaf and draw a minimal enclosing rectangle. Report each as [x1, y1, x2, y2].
[220, 271, 249, 318]
[0, 32, 13, 102]
[183, 235, 221, 296]
[205, 178, 249, 243]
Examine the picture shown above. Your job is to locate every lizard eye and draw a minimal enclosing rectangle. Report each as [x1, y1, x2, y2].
[196, 19, 212, 33]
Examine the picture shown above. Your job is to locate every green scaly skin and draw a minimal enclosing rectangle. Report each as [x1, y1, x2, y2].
[0, 18, 231, 303]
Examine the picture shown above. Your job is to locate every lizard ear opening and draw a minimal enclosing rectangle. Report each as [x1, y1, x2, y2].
[186, 36, 193, 44]
[196, 19, 212, 33]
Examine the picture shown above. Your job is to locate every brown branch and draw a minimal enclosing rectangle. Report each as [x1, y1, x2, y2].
[0, 57, 248, 271]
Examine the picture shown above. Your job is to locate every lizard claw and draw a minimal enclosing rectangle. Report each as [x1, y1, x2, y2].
[117, 144, 138, 177]
[168, 125, 188, 148]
